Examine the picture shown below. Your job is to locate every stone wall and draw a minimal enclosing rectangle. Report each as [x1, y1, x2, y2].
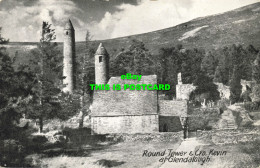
[176, 84, 196, 100]
[215, 82, 230, 99]
[106, 132, 183, 142]
[241, 79, 256, 93]
[159, 100, 187, 132]
[228, 104, 253, 128]
[91, 115, 159, 134]
[197, 129, 260, 144]
[188, 107, 220, 131]
[176, 82, 230, 101]
[41, 113, 90, 132]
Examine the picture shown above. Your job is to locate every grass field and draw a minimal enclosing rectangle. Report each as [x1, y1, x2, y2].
[32, 140, 181, 168]
[25, 127, 260, 168]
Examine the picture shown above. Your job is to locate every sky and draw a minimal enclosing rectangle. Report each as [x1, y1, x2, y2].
[0, 0, 259, 42]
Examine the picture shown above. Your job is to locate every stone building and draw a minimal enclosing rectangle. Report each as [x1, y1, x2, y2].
[90, 44, 188, 134]
[60, 20, 187, 133]
[241, 79, 256, 93]
[159, 100, 187, 132]
[61, 20, 232, 134]
[176, 73, 196, 100]
[95, 43, 109, 84]
[176, 73, 231, 101]
[215, 83, 230, 99]
[91, 75, 159, 134]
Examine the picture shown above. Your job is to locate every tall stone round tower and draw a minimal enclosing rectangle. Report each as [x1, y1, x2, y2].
[95, 43, 109, 84]
[63, 19, 75, 93]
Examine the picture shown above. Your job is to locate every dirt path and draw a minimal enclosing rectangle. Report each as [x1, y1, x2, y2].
[159, 138, 206, 168]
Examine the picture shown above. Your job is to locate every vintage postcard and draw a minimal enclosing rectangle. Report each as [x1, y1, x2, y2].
[0, 0, 260, 167]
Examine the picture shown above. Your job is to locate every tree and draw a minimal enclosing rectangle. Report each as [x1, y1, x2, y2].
[158, 47, 181, 99]
[0, 47, 20, 138]
[252, 52, 260, 83]
[26, 22, 76, 132]
[181, 48, 204, 84]
[76, 30, 95, 128]
[201, 51, 217, 79]
[252, 52, 260, 103]
[215, 47, 231, 85]
[229, 66, 242, 104]
[0, 27, 9, 44]
[111, 39, 154, 76]
[0, 46, 37, 166]
[192, 70, 220, 102]
[213, 65, 223, 83]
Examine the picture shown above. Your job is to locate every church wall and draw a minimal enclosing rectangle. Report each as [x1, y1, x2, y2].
[159, 116, 183, 132]
[91, 115, 159, 134]
[159, 100, 188, 117]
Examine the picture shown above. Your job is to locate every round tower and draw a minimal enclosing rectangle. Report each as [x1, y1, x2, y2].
[63, 19, 76, 93]
[95, 43, 109, 84]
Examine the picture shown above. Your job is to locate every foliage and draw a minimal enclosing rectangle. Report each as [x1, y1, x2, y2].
[240, 89, 252, 102]
[239, 140, 260, 165]
[229, 66, 242, 104]
[213, 45, 258, 84]
[0, 47, 37, 167]
[77, 30, 95, 95]
[252, 52, 260, 84]
[111, 39, 155, 76]
[201, 51, 217, 79]
[158, 47, 181, 98]
[0, 47, 35, 138]
[0, 27, 9, 44]
[25, 22, 72, 132]
[0, 139, 26, 166]
[75, 30, 95, 127]
[192, 71, 220, 102]
[213, 65, 223, 83]
[57, 92, 81, 120]
[251, 84, 260, 103]
[187, 108, 219, 131]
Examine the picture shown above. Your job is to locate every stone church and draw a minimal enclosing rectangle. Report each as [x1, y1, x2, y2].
[62, 20, 188, 134]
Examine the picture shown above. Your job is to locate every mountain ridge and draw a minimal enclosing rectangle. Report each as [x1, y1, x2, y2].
[3, 2, 260, 58]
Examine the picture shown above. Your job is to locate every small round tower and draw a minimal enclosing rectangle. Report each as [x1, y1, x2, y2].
[63, 19, 76, 93]
[95, 43, 109, 84]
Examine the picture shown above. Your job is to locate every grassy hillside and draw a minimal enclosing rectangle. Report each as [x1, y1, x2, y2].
[3, 2, 260, 61]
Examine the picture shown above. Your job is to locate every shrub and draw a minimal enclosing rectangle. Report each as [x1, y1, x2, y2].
[239, 139, 260, 165]
[0, 139, 26, 167]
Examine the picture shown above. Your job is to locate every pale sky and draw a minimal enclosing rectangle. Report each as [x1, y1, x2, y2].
[0, 0, 259, 42]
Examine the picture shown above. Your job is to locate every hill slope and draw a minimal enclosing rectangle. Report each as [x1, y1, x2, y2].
[94, 2, 260, 55]
[3, 2, 260, 59]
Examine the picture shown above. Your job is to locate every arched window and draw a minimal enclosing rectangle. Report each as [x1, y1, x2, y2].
[66, 31, 69, 35]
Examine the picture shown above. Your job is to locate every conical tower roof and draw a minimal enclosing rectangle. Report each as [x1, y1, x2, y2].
[64, 19, 74, 30]
[95, 43, 108, 55]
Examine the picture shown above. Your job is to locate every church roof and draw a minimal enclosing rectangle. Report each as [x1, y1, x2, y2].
[95, 43, 108, 55]
[64, 19, 74, 30]
[91, 75, 158, 117]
